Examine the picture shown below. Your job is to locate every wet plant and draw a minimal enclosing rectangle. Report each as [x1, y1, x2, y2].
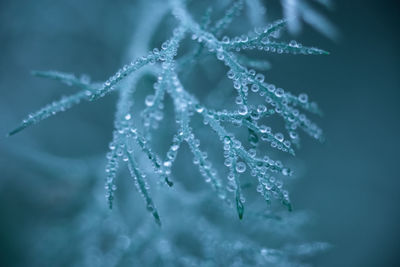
[8, 1, 332, 265]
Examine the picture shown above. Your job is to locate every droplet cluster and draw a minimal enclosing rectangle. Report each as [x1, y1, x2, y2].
[11, 1, 326, 222]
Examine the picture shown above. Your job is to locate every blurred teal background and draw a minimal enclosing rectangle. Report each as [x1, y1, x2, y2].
[0, 0, 399, 266]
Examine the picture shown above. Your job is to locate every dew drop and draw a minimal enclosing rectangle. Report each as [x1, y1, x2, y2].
[227, 70, 235, 79]
[275, 88, 284, 98]
[109, 143, 116, 150]
[224, 158, 232, 167]
[298, 93, 308, 103]
[275, 133, 284, 142]
[255, 73, 265, 83]
[236, 162, 246, 173]
[163, 161, 172, 167]
[257, 104, 266, 113]
[289, 40, 298, 47]
[145, 95, 155, 107]
[251, 84, 259, 92]
[282, 168, 290, 176]
[238, 105, 248, 115]
[289, 131, 298, 139]
[259, 125, 271, 134]
[195, 104, 204, 113]
[161, 42, 168, 50]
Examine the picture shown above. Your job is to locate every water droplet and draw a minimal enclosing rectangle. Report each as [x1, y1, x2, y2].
[163, 161, 172, 167]
[145, 95, 155, 107]
[227, 70, 235, 79]
[222, 36, 230, 43]
[161, 42, 168, 50]
[267, 84, 275, 92]
[233, 81, 241, 90]
[275, 133, 284, 142]
[194, 139, 200, 147]
[238, 105, 248, 115]
[109, 143, 116, 150]
[224, 158, 232, 167]
[236, 162, 246, 173]
[265, 182, 273, 190]
[257, 104, 266, 113]
[256, 184, 263, 193]
[298, 93, 308, 103]
[259, 125, 271, 134]
[275, 88, 284, 97]
[223, 137, 231, 145]
[289, 40, 298, 47]
[282, 168, 290, 176]
[233, 140, 241, 149]
[251, 84, 259, 92]
[255, 73, 264, 83]
[195, 104, 204, 113]
[289, 131, 298, 139]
